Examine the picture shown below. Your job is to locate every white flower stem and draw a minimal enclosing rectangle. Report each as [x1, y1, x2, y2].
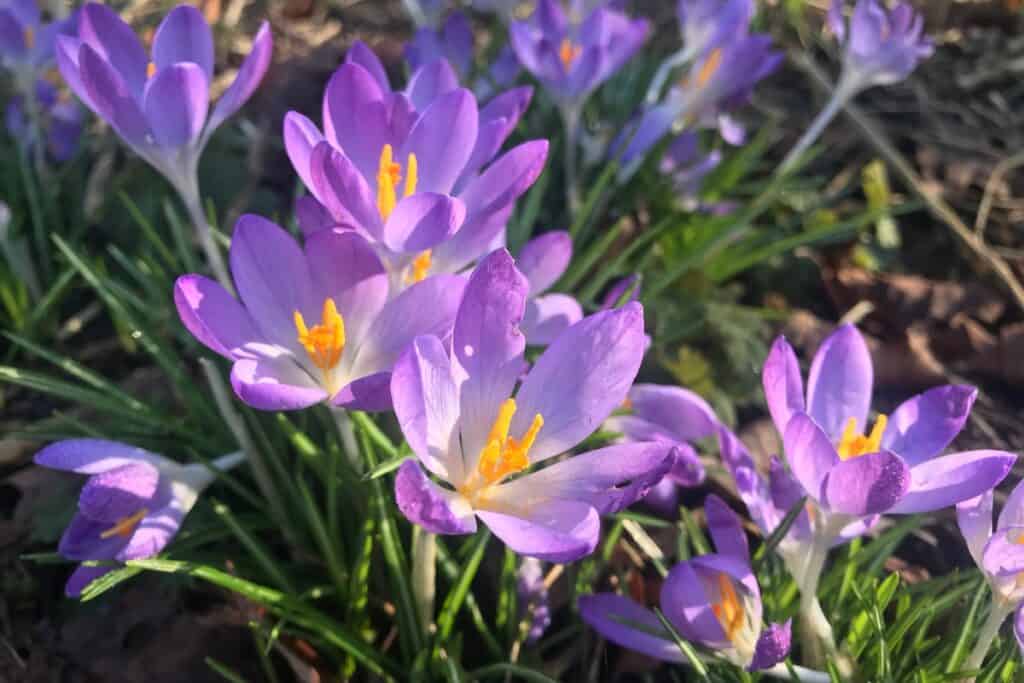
[331, 406, 362, 474]
[411, 527, 438, 636]
[176, 169, 233, 294]
[762, 663, 831, 683]
[560, 104, 583, 216]
[962, 599, 1015, 679]
[778, 75, 860, 177]
[210, 451, 246, 472]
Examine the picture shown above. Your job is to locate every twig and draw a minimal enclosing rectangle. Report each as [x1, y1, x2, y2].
[974, 149, 1024, 239]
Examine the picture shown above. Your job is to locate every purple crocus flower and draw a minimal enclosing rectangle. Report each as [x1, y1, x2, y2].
[660, 133, 721, 201]
[580, 495, 791, 670]
[828, 0, 933, 94]
[6, 78, 82, 161]
[284, 42, 544, 294]
[516, 230, 582, 345]
[957, 481, 1024, 670]
[517, 557, 552, 643]
[605, 384, 715, 516]
[174, 216, 467, 411]
[677, 0, 754, 64]
[34, 439, 244, 597]
[474, 44, 522, 102]
[509, 0, 649, 109]
[405, 11, 473, 81]
[56, 4, 271, 195]
[0, 0, 77, 78]
[391, 249, 674, 561]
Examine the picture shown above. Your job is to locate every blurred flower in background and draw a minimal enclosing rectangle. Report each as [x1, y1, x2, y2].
[5, 77, 81, 161]
[517, 558, 551, 643]
[405, 10, 473, 81]
[515, 230, 582, 345]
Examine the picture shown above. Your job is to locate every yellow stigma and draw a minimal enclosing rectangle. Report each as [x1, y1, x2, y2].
[146, 61, 156, 79]
[696, 47, 723, 88]
[476, 398, 544, 486]
[836, 414, 888, 460]
[376, 144, 418, 221]
[559, 38, 582, 69]
[711, 573, 745, 643]
[406, 249, 432, 285]
[99, 508, 149, 539]
[23, 27, 34, 49]
[294, 298, 346, 375]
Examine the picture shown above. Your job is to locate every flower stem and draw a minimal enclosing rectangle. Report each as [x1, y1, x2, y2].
[411, 527, 438, 636]
[331, 406, 362, 474]
[778, 75, 859, 177]
[177, 170, 233, 294]
[560, 104, 582, 216]
[962, 600, 1014, 679]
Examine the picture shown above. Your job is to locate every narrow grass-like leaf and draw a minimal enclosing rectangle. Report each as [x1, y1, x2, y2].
[435, 530, 491, 645]
[752, 497, 807, 572]
[653, 607, 708, 679]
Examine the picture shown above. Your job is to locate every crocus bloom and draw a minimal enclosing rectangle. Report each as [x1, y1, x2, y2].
[605, 384, 714, 516]
[509, 0, 649, 110]
[516, 230, 582, 345]
[174, 215, 466, 411]
[517, 557, 552, 643]
[392, 249, 674, 561]
[0, 0, 77, 79]
[957, 481, 1024, 670]
[6, 78, 82, 161]
[34, 438, 244, 597]
[405, 11, 473, 81]
[56, 4, 271, 193]
[580, 495, 791, 670]
[473, 44, 521, 102]
[284, 42, 544, 294]
[828, 0, 933, 95]
[676, 0, 753, 65]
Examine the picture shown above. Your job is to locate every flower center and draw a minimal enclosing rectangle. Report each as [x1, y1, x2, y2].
[836, 414, 888, 460]
[376, 144, 418, 221]
[559, 38, 582, 70]
[23, 27, 34, 49]
[405, 249, 432, 285]
[294, 298, 346, 390]
[474, 398, 544, 488]
[711, 572, 745, 643]
[696, 47, 723, 88]
[99, 508, 149, 539]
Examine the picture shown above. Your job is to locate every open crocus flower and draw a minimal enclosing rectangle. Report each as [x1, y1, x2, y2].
[391, 249, 674, 561]
[828, 0, 933, 96]
[604, 384, 715, 516]
[515, 230, 582, 345]
[174, 215, 466, 411]
[405, 11, 473, 81]
[0, 0, 77, 79]
[509, 0, 648, 110]
[56, 4, 271, 194]
[34, 438, 244, 597]
[957, 480, 1024, 670]
[580, 495, 791, 671]
[284, 43, 544, 294]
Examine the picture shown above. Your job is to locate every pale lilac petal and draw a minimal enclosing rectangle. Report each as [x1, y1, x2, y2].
[513, 303, 646, 462]
[0, 10, 26, 58]
[604, 415, 678, 444]
[489, 443, 675, 515]
[56, 36, 92, 109]
[704, 493, 748, 562]
[346, 40, 390, 93]
[35, 439, 155, 475]
[65, 564, 116, 598]
[828, 0, 846, 42]
[629, 384, 718, 443]
[981, 526, 1024, 578]
[659, 559, 726, 646]
[881, 385, 977, 466]
[405, 58, 460, 111]
[383, 193, 465, 254]
[207, 21, 272, 133]
[143, 63, 209, 148]
[452, 250, 529, 467]
[78, 462, 159, 523]
[78, 3, 147, 97]
[394, 460, 476, 534]
[579, 594, 683, 663]
[322, 63, 386, 182]
[391, 336, 463, 481]
[308, 142, 380, 235]
[174, 274, 261, 360]
[643, 478, 681, 517]
[429, 204, 512, 275]
[58, 513, 129, 561]
[282, 111, 326, 197]
[762, 335, 805, 437]
[458, 140, 549, 216]
[333, 372, 393, 411]
[401, 88, 478, 194]
[520, 293, 583, 346]
[115, 489, 185, 561]
[820, 451, 909, 516]
[806, 324, 873, 440]
[295, 196, 335, 236]
[782, 413, 839, 501]
[749, 621, 792, 671]
[78, 43, 149, 146]
[669, 444, 706, 487]
[886, 450, 1015, 515]
[517, 231, 572, 296]
[476, 499, 600, 562]
[999, 478, 1024, 531]
[460, 86, 534, 186]
[957, 491, 993, 570]
[230, 356, 327, 410]
[152, 5, 214, 80]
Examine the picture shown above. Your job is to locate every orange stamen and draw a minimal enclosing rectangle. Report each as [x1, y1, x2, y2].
[476, 399, 544, 486]
[294, 298, 346, 376]
[559, 38, 582, 69]
[99, 508, 149, 539]
[836, 414, 888, 460]
[710, 573, 745, 642]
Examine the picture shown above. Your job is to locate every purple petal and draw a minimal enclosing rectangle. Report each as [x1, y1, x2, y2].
[283, 111, 326, 197]
[881, 385, 977, 466]
[383, 193, 465, 254]
[660, 559, 727, 646]
[394, 460, 476, 535]
[143, 63, 209, 148]
[458, 140, 549, 217]
[520, 293, 583, 346]
[629, 384, 719, 443]
[295, 196, 335, 236]
[643, 477, 681, 517]
[579, 594, 683, 663]
[886, 450, 1016, 515]
[749, 621, 792, 671]
[514, 303, 646, 462]
[806, 324, 873, 441]
[782, 413, 839, 501]
[333, 372, 393, 411]
[230, 356, 327, 410]
[669, 444, 706, 487]
[207, 21, 272, 133]
[0, 10, 27, 59]
[152, 6, 214, 81]
[762, 335, 805, 437]
[78, 3, 148, 97]
[820, 450, 909, 516]
[405, 59, 460, 112]
[115, 491, 185, 561]
[78, 462, 159, 523]
[704, 493, 748, 562]
[78, 43, 149, 146]
[490, 442, 675, 515]
[35, 439, 155, 474]
[346, 40, 390, 93]
[957, 491, 993, 570]
[65, 563, 116, 598]
[174, 274, 261, 359]
[516, 231, 572, 296]
[58, 513, 129, 561]
[308, 142, 381, 235]
[400, 88, 478, 194]
[768, 456, 812, 541]
[322, 62, 387, 183]
[828, 0, 847, 42]
[981, 526, 1024, 578]
[460, 86, 534, 186]
[476, 499, 600, 562]
[390, 335, 463, 481]
[452, 250, 529, 464]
